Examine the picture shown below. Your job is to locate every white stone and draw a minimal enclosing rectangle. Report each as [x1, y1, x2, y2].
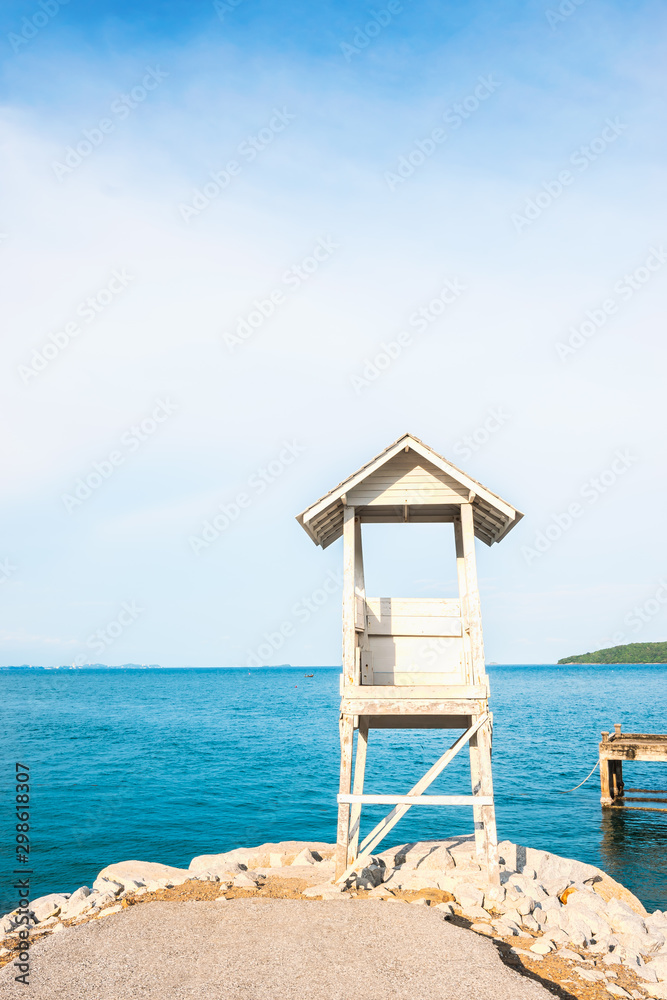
[30, 893, 70, 922]
[471, 922, 494, 935]
[302, 883, 344, 899]
[647, 956, 667, 981]
[530, 939, 554, 955]
[61, 894, 97, 920]
[607, 987, 632, 999]
[232, 872, 261, 889]
[434, 902, 455, 918]
[96, 860, 192, 890]
[98, 903, 122, 917]
[644, 986, 667, 1000]
[291, 848, 319, 866]
[454, 884, 484, 910]
[522, 914, 539, 933]
[414, 845, 456, 872]
[557, 948, 585, 962]
[465, 905, 492, 922]
[610, 911, 648, 936]
[410, 897, 429, 906]
[269, 854, 283, 868]
[92, 878, 124, 896]
[577, 968, 606, 982]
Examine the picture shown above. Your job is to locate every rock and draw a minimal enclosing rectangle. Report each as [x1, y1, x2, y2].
[291, 848, 322, 866]
[516, 897, 535, 916]
[92, 892, 118, 910]
[484, 885, 506, 908]
[92, 878, 123, 896]
[352, 861, 385, 890]
[301, 883, 345, 899]
[434, 902, 455, 918]
[365, 885, 393, 898]
[603, 952, 623, 965]
[214, 897, 229, 904]
[647, 956, 667, 981]
[644, 986, 667, 1000]
[471, 922, 494, 935]
[464, 905, 492, 922]
[189, 842, 335, 873]
[577, 968, 607, 982]
[96, 861, 191, 890]
[494, 919, 520, 937]
[61, 892, 97, 920]
[98, 903, 122, 917]
[232, 872, 262, 889]
[557, 948, 585, 962]
[503, 907, 524, 927]
[30, 893, 70, 922]
[453, 883, 484, 910]
[381, 871, 439, 893]
[522, 914, 539, 933]
[410, 897, 429, 906]
[607, 987, 632, 999]
[610, 911, 648, 937]
[413, 845, 456, 872]
[530, 939, 554, 955]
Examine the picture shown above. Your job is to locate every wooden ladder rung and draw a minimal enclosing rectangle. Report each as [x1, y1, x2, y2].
[337, 793, 493, 806]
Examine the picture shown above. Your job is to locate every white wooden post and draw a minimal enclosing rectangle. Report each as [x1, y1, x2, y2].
[460, 502, 485, 684]
[454, 515, 472, 685]
[342, 506, 357, 689]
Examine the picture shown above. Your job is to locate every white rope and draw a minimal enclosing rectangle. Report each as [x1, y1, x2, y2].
[561, 758, 600, 793]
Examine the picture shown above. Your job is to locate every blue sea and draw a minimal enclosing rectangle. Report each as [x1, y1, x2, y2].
[3, 664, 667, 915]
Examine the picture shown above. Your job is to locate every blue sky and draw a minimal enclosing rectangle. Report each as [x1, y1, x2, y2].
[1, 0, 666, 666]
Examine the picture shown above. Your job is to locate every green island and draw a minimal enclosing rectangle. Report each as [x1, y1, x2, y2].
[558, 641, 667, 664]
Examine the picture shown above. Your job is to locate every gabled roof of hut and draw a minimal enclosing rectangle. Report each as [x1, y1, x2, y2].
[296, 432, 523, 549]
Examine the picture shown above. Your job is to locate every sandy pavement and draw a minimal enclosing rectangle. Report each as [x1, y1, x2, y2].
[0, 897, 556, 1000]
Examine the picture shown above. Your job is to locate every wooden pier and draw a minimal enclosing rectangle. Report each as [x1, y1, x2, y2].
[600, 723, 667, 811]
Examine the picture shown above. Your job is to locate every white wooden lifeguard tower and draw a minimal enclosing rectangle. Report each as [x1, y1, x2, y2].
[296, 433, 523, 883]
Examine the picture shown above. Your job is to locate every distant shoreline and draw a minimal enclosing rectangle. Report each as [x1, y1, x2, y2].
[2, 662, 666, 671]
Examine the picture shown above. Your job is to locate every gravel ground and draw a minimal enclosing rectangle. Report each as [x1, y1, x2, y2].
[0, 897, 556, 1000]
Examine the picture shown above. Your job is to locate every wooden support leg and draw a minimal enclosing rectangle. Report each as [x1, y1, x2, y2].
[335, 714, 355, 880]
[348, 717, 368, 863]
[600, 755, 612, 806]
[611, 760, 624, 802]
[470, 716, 499, 884]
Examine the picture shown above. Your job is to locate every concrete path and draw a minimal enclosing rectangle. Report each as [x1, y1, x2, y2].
[0, 898, 556, 999]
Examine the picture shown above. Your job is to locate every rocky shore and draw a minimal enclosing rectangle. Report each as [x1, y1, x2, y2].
[3, 836, 667, 999]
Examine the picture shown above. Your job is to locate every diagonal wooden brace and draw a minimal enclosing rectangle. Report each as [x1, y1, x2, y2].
[335, 712, 489, 885]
